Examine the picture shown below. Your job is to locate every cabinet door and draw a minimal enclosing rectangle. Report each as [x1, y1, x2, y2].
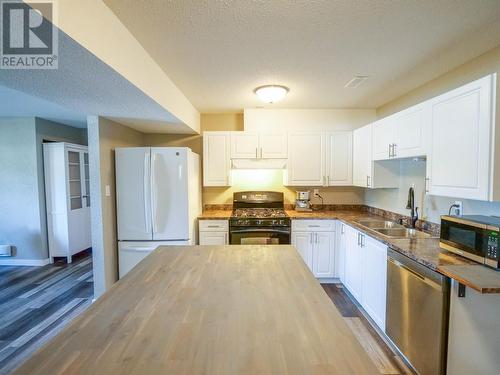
[259, 133, 287, 159]
[292, 231, 313, 270]
[312, 232, 335, 278]
[344, 227, 362, 301]
[203, 132, 231, 186]
[372, 119, 394, 161]
[353, 125, 372, 188]
[336, 222, 347, 281]
[393, 104, 427, 159]
[326, 132, 353, 186]
[199, 231, 228, 245]
[361, 236, 387, 331]
[427, 75, 493, 201]
[287, 133, 325, 186]
[230, 132, 259, 159]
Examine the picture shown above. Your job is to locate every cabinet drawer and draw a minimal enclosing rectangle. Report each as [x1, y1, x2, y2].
[199, 220, 229, 232]
[292, 220, 335, 232]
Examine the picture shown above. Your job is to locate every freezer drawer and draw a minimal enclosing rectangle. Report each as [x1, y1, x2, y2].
[118, 241, 189, 278]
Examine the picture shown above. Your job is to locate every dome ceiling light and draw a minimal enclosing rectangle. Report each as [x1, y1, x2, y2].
[254, 85, 289, 104]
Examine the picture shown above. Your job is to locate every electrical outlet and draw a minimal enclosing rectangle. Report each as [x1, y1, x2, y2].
[454, 201, 463, 216]
[313, 189, 319, 196]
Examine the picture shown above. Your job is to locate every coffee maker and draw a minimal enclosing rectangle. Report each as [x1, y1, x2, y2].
[295, 191, 312, 211]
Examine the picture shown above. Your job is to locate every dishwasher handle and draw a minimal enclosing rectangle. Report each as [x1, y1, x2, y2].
[388, 256, 444, 291]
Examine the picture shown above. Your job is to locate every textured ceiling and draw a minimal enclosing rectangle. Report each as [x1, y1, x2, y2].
[0, 28, 193, 133]
[104, 0, 500, 112]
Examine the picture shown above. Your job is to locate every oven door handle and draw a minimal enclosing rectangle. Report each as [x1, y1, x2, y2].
[230, 229, 291, 234]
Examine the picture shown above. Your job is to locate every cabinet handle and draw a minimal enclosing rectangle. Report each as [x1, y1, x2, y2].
[341, 224, 345, 234]
[207, 225, 221, 228]
[260, 147, 263, 158]
[388, 144, 392, 158]
[357, 232, 360, 246]
[425, 177, 430, 193]
[366, 175, 371, 187]
[225, 232, 228, 244]
[393, 143, 397, 157]
[360, 234, 365, 247]
[310, 233, 314, 244]
[308, 225, 320, 228]
[255, 147, 258, 158]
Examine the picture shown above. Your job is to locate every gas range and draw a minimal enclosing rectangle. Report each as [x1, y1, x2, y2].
[229, 191, 291, 244]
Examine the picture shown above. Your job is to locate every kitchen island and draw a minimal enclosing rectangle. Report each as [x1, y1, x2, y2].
[15, 245, 379, 375]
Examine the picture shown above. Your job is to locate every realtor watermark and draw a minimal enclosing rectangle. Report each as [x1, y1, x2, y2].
[1, 0, 58, 69]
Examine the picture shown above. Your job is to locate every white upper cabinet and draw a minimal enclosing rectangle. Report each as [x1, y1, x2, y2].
[372, 119, 394, 160]
[426, 74, 495, 201]
[259, 133, 288, 158]
[326, 131, 353, 186]
[353, 124, 372, 187]
[230, 132, 287, 159]
[230, 132, 259, 158]
[286, 132, 325, 186]
[203, 132, 231, 186]
[393, 104, 427, 159]
[353, 124, 399, 189]
[373, 104, 427, 161]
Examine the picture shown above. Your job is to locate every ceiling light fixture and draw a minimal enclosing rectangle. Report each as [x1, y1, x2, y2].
[254, 85, 289, 103]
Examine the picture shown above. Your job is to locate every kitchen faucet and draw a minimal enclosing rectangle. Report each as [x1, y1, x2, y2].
[406, 187, 419, 228]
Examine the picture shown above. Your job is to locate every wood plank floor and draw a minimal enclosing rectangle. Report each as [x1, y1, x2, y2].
[322, 284, 414, 375]
[0, 251, 93, 375]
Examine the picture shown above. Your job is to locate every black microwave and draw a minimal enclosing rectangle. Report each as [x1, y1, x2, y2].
[440, 215, 500, 269]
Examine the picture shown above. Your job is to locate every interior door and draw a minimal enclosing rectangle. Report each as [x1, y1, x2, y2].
[327, 132, 353, 186]
[115, 147, 152, 241]
[152, 148, 189, 240]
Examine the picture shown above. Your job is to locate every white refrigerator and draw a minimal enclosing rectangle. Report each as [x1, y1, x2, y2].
[115, 147, 201, 278]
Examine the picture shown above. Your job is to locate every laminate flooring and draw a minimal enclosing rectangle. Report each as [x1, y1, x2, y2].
[322, 283, 414, 375]
[0, 251, 93, 374]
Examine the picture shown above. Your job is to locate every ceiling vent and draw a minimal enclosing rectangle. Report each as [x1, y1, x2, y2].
[344, 75, 369, 88]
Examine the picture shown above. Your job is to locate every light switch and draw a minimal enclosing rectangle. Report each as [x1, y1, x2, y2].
[105, 185, 111, 197]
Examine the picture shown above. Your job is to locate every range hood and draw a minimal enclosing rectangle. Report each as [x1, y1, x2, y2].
[231, 158, 287, 169]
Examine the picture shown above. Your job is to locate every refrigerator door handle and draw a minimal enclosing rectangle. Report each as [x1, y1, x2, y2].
[151, 152, 158, 234]
[143, 153, 150, 232]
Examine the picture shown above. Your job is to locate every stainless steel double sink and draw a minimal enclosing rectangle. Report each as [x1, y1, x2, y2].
[354, 219, 433, 239]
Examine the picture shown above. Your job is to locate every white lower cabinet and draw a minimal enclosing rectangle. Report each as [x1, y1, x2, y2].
[291, 220, 335, 279]
[341, 223, 387, 331]
[199, 220, 229, 245]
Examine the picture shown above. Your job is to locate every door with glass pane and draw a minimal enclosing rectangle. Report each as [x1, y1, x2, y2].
[66, 147, 91, 255]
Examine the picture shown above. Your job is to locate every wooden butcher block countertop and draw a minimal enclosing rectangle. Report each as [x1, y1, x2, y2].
[15, 245, 379, 375]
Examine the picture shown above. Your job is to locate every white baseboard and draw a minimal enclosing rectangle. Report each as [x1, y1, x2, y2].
[0, 258, 51, 266]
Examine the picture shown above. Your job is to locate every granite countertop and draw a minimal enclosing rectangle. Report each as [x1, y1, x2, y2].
[198, 209, 500, 293]
[15, 245, 379, 374]
[198, 210, 232, 219]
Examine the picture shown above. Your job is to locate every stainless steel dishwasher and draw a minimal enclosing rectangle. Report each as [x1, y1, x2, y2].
[386, 248, 450, 375]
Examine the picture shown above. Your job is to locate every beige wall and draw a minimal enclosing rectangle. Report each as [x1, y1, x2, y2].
[366, 44, 500, 223]
[88, 117, 144, 297]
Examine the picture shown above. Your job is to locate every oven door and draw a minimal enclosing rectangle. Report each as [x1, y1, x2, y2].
[230, 227, 291, 245]
[440, 218, 485, 263]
